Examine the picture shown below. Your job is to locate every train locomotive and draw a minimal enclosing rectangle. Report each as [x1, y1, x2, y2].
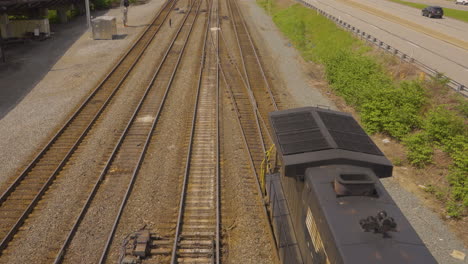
[266, 107, 437, 264]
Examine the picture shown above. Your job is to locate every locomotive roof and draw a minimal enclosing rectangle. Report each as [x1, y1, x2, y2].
[304, 165, 437, 263]
[269, 107, 393, 178]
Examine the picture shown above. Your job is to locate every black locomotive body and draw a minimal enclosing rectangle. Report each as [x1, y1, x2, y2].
[266, 107, 437, 264]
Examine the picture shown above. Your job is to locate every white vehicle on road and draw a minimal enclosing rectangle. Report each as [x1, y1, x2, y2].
[455, 0, 468, 5]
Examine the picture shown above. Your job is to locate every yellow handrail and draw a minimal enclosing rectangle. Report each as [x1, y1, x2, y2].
[260, 144, 276, 195]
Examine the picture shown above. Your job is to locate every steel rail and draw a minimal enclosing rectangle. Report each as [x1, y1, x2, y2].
[0, 0, 174, 205]
[218, 55, 280, 261]
[226, 0, 279, 168]
[229, 0, 278, 112]
[98, 2, 202, 261]
[227, 0, 278, 150]
[0, 0, 177, 254]
[0, 2, 175, 254]
[52, 1, 202, 263]
[170, 0, 218, 261]
[224, 0, 267, 160]
[98, 0, 204, 262]
[214, 0, 221, 261]
[217, 29, 276, 149]
[218, 0, 279, 258]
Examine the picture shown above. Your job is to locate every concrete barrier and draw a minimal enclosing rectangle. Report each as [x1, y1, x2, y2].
[91, 16, 117, 40]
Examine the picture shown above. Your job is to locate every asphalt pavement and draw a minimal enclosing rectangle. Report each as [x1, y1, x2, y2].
[306, 0, 468, 89]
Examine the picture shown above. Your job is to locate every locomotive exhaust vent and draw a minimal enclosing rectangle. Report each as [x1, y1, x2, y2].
[334, 173, 376, 197]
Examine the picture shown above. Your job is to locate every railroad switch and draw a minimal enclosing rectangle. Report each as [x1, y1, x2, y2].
[134, 230, 151, 257]
[120, 229, 152, 264]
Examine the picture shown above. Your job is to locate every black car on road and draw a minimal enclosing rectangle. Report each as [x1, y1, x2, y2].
[422, 6, 444, 18]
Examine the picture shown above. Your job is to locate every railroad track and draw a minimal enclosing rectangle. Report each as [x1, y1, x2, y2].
[228, 0, 278, 115]
[1, 0, 282, 261]
[170, 0, 219, 262]
[218, 27, 266, 178]
[0, 0, 177, 255]
[50, 1, 204, 263]
[218, 0, 280, 259]
[227, 0, 278, 144]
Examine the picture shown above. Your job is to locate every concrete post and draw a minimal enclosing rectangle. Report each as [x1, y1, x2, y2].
[0, 13, 8, 24]
[74, 2, 86, 16]
[0, 40, 4, 62]
[0, 13, 9, 39]
[39, 8, 49, 18]
[57, 6, 69, 23]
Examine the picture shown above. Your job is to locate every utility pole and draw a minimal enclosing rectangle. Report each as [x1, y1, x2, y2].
[85, 0, 91, 29]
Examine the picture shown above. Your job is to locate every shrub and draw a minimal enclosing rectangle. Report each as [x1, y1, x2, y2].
[445, 136, 468, 210]
[423, 107, 465, 144]
[92, 0, 113, 9]
[48, 10, 59, 24]
[403, 132, 433, 167]
[446, 199, 464, 218]
[456, 99, 468, 118]
[447, 167, 468, 205]
[360, 81, 425, 139]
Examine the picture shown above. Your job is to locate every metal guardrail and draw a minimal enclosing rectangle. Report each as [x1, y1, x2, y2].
[297, 0, 468, 96]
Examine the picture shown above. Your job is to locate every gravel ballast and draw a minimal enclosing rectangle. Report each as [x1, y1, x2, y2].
[0, 0, 166, 189]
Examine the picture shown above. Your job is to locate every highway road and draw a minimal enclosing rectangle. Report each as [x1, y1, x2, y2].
[304, 0, 468, 89]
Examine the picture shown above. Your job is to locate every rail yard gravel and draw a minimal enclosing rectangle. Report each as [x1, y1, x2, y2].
[220, 81, 278, 264]
[0, 0, 466, 262]
[103, 3, 210, 262]
[0, 0, 166, 189]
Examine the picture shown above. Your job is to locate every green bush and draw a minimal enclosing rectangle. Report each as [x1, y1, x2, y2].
[48, 8, 79, 24]
[447, 199, 464, 218]
[447, 167, 468, 204]
[445, 135, 468, 212]
[324, 51, 391, 107]
[403, 132, 433, 167]
[423, 107, 465, 144]
[47, 10, 59, 24]
[456, 99, 468, 118]
[360, 81, 425, 139]
[8, 15, 29, 20]
[92, 0, 114, 9]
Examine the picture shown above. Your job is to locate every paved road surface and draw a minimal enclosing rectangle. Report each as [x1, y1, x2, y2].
[306, 0, 468, 88]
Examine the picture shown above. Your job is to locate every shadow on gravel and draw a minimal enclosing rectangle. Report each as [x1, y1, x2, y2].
[127, 24, 150, 28]
[113, 34, 128, 40]
[0, 11, 107, 120]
